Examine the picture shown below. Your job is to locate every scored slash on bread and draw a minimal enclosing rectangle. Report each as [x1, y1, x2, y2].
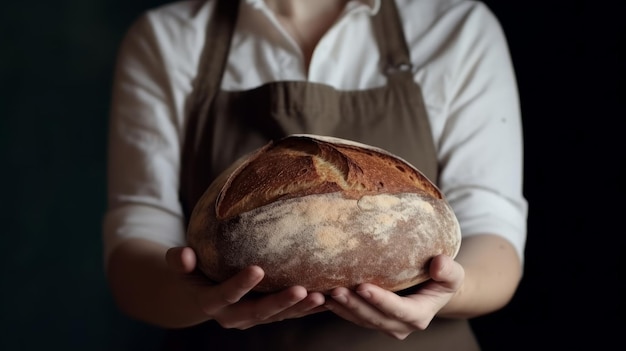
[217, 135, 442, 220]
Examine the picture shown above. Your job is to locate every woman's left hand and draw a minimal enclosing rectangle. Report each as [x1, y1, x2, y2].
[324, 254, 464, 340]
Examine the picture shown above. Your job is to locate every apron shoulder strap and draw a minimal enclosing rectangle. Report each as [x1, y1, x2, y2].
[371, 0, 439, 182]
[180, 0, 240, 219]
[371, 0, 414, 76]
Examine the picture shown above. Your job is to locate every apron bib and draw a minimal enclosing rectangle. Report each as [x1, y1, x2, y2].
[170, 0, 480, 349]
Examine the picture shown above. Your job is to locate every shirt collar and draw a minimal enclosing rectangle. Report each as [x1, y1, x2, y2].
[245, 0, 380, 16]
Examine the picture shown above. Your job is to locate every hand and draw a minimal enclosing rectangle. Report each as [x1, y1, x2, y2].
[324, 254, 464, 340]
[165, 246, 327, 329]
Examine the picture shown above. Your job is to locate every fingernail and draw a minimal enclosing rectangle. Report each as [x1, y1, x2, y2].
[357, 289, 371, 299]
[333, 294, 348, 304]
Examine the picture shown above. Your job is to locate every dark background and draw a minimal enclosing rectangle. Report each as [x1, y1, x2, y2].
[1, 1, 624, 350]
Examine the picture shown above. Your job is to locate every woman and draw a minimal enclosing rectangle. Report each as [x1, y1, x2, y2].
[104, 0, 527, 349]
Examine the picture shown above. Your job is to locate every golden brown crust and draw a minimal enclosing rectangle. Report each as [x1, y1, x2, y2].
[216, 136, 441, 220]
[187, 135, 461, 293]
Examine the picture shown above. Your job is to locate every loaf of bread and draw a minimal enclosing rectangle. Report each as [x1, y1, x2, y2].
[186, 134, 461, 293]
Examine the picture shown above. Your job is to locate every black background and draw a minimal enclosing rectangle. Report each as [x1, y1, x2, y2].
[1, 1, 624, 350]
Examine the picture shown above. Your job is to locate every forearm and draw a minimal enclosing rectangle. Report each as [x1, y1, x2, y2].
[106, 238, 209, 328]
[437, 234, 522, 319]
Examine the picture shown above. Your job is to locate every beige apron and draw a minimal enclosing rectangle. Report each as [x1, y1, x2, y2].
[170, 0, 481, 349]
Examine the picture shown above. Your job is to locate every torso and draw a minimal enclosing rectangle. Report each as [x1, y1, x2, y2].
[172, 0, 480, 349]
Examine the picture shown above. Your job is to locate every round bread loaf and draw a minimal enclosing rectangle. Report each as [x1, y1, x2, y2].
[186, 134, 461, 293]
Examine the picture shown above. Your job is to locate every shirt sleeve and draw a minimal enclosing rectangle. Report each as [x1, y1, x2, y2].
[102, 11, 186, 266]
[435, 3, 528, 263]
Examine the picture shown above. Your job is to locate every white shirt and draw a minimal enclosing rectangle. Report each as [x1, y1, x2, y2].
[104, 0, 528, 265]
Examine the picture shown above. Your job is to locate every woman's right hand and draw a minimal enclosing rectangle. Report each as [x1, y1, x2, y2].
[165, 247, 327, 329]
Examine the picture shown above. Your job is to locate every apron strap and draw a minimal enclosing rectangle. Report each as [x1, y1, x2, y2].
[180, 0, 240, 218]
[371, 0, 439, 182]
[372, 0, 414, 77]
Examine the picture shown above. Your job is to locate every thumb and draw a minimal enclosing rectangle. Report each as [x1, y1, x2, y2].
[165, 246, 197, 274]
[428, 254, 464, 291]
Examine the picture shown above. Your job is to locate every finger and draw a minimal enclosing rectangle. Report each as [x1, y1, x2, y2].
[267, 291, 327, 322]
[165, 247, 197, 273]
[326, 287, 406, 331]
[428, 255, 464, 291]
[356, 283, 435, 332]
[248, 286, 309, 321]
[217, 266, 265, 305]
[334, 286, 430, 338]
[354, 283, 411, 320]
[218, 285, 310, 329]
[299, 291, 326, 313]
[195, 265, 264, 317]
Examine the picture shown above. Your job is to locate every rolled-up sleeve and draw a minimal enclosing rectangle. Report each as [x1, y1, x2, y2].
[436, 3, 528, 263]
[103, 12, 186, 266]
